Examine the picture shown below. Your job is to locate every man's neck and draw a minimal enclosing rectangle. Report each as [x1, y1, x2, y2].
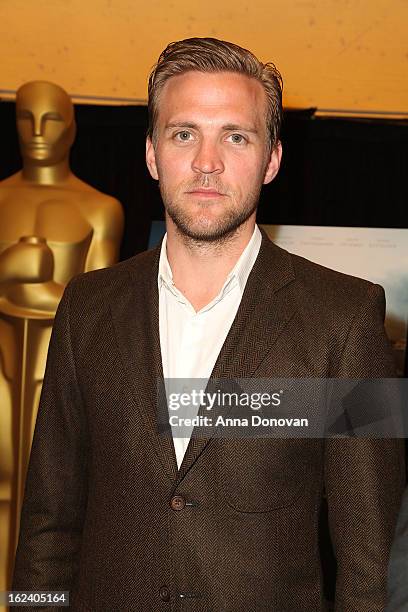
[165, 217, 256, 311]
[22, 159, 72, 185]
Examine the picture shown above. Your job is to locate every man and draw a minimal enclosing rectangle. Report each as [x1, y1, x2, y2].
[13, 38, 404, 611]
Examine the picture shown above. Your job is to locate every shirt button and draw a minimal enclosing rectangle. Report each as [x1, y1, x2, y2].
[170, 495, 186, 511]
[159, 586, 170, 601]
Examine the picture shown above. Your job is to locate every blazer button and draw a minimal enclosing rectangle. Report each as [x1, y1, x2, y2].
[159, 586, 170, 601]
[170, 495, 186, 511]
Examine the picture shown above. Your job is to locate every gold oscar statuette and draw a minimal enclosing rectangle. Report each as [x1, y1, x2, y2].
[0, 81, 124, 602]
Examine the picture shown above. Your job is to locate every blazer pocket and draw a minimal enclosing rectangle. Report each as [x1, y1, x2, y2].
[220, 439, 314, 512]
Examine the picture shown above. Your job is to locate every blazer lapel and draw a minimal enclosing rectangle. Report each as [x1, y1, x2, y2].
[176, 233, 298, 483]
[110, 246, 179, 482]
[110, 232, 299, 486]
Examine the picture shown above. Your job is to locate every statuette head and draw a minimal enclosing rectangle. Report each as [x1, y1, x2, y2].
[16, 81, 76, 165]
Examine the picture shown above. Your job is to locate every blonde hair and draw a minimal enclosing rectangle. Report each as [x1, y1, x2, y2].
[147, 37, 283, 150]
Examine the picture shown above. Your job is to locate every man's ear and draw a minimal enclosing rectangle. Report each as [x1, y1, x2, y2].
[146, 136, 159, 180]
[263, 141, 282, 185]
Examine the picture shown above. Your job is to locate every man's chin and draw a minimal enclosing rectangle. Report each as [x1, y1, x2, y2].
[165, 199, 258, 243]
[172, 218, 245, 243]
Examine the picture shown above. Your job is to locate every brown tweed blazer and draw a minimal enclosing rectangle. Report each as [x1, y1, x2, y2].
[12, 232, 405, 612]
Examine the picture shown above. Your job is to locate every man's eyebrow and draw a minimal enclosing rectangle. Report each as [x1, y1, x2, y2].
[222, 123, 259, 134]
[165, 122, 198, 130]
[165, 121, 259, 134]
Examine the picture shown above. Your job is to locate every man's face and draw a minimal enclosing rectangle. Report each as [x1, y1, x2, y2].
[16, 82, 75, 165]
[146, 71, 281, 242]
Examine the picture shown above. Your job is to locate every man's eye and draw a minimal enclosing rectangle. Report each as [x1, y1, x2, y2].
[228, 133, 246, 144]
[175, 131, 193, 141]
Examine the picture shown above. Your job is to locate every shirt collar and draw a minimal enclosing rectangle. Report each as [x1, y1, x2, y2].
[158, 224, 262, 298]
[231, 224, 262, 293]
[158, 233, 173, 288]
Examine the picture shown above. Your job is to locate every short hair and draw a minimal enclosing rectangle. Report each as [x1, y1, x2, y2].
[147, 37, 283, 150]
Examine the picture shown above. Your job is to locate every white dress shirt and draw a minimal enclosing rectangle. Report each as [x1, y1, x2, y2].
[158, 225, 262, 468]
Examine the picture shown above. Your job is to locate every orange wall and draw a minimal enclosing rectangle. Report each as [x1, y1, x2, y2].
[1, 0, 407, 115]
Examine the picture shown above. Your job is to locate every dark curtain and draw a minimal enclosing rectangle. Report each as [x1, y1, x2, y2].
[1, 101, 407, 262]
[257, 112, 408, 229]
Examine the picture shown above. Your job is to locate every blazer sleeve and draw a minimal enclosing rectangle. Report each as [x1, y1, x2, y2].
[12, 277, 89, 607]
[324, 283, 405, 612]
[386, 486, 408, 612]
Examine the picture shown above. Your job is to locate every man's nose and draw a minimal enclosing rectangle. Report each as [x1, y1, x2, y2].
[191, 140, 224, 175]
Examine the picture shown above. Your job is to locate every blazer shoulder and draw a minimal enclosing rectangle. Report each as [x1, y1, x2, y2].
[68, 246, 159, 293]
[272, 245, 391, 375]
[261, 237, 385, 327]
[289, 249, 376, 301]
[286, 249, 387, 339]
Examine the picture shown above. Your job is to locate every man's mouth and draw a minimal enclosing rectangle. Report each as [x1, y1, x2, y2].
[186, 189, 225, 198]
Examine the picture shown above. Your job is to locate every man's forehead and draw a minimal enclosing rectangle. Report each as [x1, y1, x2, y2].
[158, 71, 267, 125]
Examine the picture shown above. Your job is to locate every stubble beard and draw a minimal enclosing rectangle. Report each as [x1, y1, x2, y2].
[159, 178, 262, 244]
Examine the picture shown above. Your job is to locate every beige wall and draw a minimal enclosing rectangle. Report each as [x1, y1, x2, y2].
[1, 0, 407, 115]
